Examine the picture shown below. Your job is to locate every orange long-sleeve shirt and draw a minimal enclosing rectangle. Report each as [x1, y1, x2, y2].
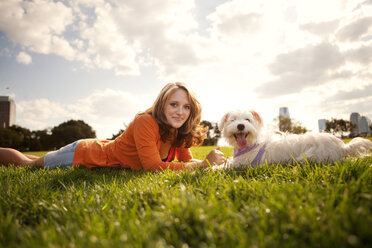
[73, 114, 192, 170]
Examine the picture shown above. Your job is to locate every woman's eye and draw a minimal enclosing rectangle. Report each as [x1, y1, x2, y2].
[170, 103, 177, 107]
[184, 105, 190, 110]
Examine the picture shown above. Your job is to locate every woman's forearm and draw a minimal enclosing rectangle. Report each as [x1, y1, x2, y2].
[184, 159, 208, 169]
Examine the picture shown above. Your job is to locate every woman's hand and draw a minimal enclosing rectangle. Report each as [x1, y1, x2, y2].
[184, 147, 227, 169]
[203, 147, 227, 167]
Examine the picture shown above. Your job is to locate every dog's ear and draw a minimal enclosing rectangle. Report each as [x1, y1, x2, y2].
[219, 113, 229, 130]
[250, 111, 263, 127]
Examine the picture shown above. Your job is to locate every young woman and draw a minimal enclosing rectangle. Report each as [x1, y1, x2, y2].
[0, 82, 226, 170]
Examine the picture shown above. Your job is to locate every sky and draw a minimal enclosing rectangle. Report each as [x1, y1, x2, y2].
[0, 0, 371, 140]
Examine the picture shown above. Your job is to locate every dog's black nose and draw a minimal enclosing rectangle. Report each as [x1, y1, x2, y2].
[237, 124, 245, 131]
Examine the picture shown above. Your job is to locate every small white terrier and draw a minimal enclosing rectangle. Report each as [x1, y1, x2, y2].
[218, 110, 372, 168]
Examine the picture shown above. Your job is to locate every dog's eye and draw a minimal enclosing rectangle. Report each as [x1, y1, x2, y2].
[245, 119, 251, 122]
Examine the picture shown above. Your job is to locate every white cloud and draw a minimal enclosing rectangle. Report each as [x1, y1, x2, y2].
[77, 1, 140, 75]
[255, 42, 345, 97]
[16, 88, 149, 139]
[0, 0, 76, 57]
[345, 43, 372, 64]
[337, 16, 372, 42]
[16, 98, 76, 131]
[72, 88, 145, 119]
[207, 0, 265, 40]
[301, 20, 340, 38]
[320, 95, 372, 120]
[107, 0, 202, 77]
[2, 0, 372, 134]
[16, 51, 32, 64]
[209, 11, 263, 36]
[327, 84, 372, 101]
[1, 0, 371, 80]
[65, 0, 202, 77]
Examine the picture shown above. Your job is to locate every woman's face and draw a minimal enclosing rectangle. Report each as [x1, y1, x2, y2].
[164, 89, 191, 129]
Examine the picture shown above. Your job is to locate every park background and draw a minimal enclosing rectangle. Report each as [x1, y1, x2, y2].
[0, 0, 371, 141]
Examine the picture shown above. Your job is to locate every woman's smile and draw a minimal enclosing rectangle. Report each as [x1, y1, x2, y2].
[164, 89, 191, 129]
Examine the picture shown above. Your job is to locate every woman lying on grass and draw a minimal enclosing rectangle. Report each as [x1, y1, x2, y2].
[0, 82, 226, 170]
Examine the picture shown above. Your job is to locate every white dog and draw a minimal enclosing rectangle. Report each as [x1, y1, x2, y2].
[218, 110, 372, 168]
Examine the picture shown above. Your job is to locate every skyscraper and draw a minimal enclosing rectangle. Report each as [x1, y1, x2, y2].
[318, 119, 327, 132]
[359, 116, 371, 134]
[279, 107, 290, 119]
[350, 112, 360, 134]
[0, 96, 16, 128]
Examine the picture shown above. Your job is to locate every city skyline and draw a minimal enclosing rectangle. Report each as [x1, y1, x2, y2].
[350, 112, 372, 134]
[318, 111, 371, 134]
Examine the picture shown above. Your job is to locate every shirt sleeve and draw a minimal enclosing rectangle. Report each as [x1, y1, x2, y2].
[176, 147, 193, 162]
[133, 116, 187, 171]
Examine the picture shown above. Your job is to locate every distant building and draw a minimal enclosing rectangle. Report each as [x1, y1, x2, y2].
[279, 107, 290, 119]
[350, 112, 360, 134]
[0, 96, 16, 128]
[359, 116, 371, 134]
[318, 119, 327, 132]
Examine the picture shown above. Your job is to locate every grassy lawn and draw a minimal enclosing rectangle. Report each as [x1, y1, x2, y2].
[1, 146, 371, 247]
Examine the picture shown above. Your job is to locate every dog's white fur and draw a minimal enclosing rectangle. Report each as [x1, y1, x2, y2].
[218, 110, 372, 168]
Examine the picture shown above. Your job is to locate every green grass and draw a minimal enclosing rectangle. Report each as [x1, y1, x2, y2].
[1, 146, 372, 247]
[344, 137, 372, 144]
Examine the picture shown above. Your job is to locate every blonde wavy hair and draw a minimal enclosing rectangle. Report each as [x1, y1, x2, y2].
[142, 82, 207, 148]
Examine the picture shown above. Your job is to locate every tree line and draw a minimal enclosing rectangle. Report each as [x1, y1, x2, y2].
[324, 118, 357, 138]
[109, 120, 222, 146]
[1, 116, 367, 151]
[0, 120, 96, 151]
[0, 119, 222, 151]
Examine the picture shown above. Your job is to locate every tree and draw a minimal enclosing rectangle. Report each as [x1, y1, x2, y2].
[291, 120, 308, 134]
[0, 128, 22, 148]
[109, 129, 125, 140]
[9, 125, 33, 151]
[51, 120, 96, 149]
[0, 120, 96, 151]
[276, 116, 308, 134]
[109, 123, 128, 140]
[201, 120, 221, 146]
[324, 118, 355, 138]
[30, 129, 53, 151]
[0, 125, 51, 151]
[278, 116, 292, 132]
